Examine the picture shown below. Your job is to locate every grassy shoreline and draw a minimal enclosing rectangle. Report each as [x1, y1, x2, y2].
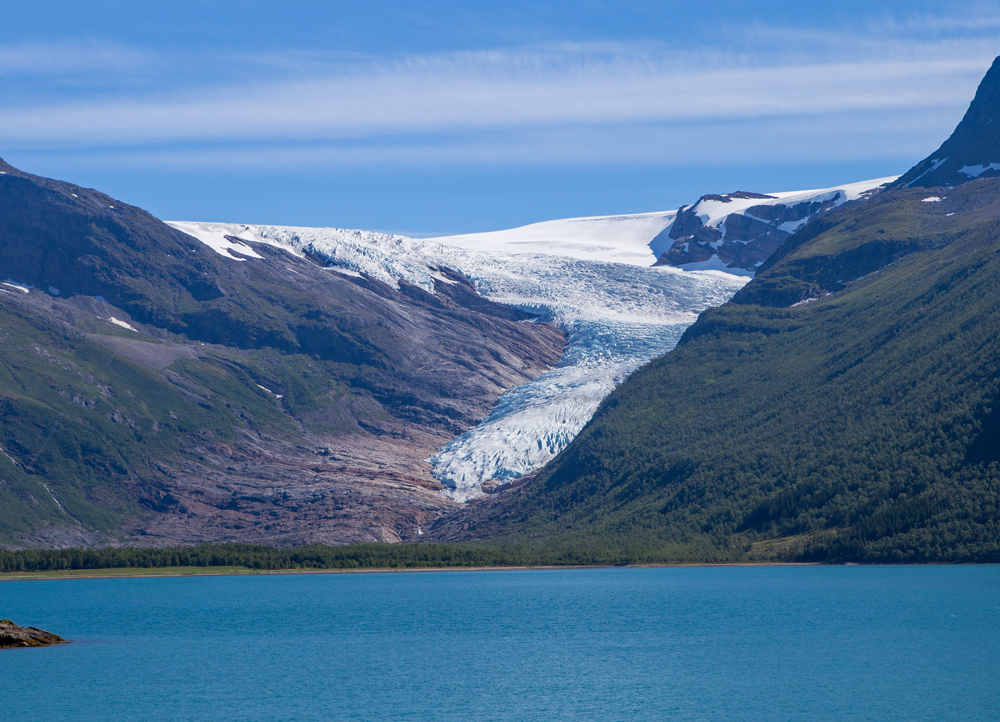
[0, 561, 828, 582]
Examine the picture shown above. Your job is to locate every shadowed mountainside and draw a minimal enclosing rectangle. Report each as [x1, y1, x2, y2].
[892, 56, 1000, 190]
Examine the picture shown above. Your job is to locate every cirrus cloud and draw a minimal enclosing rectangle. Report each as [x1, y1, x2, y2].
[3, 16, 999, 169]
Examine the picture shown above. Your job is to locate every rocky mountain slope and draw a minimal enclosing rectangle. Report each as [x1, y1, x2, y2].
[652, 179, 893, 273]
[439, 58, 1000, 563]
[0, 160, 564, 547]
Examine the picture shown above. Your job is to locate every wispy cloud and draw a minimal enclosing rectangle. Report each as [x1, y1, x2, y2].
[0, 41, 152, 77]
[3, 15, 998, 169]
[31, 106, 955, 172]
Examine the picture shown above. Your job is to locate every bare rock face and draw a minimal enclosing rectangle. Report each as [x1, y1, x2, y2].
[134, 425, 461, 547]
[0, 620, 65, 649]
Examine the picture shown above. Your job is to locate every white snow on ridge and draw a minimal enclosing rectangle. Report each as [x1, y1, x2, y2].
[683, 176, 896, 234]
[424, 176, 894, 273]
[168, 221, 265, 260]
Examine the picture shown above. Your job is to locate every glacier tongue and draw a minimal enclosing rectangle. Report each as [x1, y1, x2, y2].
[430, 319, 690, 500]
[426, 259, 746, 500]
[167, 219, 748, 501]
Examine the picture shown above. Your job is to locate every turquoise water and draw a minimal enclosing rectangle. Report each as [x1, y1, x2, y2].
[2, 566, 998, 721]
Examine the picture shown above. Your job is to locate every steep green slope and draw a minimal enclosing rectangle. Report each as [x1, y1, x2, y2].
[464, 179, 1000, 562]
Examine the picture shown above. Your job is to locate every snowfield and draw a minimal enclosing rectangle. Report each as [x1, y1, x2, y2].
[427, 211, 677, 267]
[167, 178, 885, 500]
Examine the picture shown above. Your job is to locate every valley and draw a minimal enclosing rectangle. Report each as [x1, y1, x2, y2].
[4, 58, 1000, 561]
[174, 176, 883, 501]
[0, 157, 881, 547]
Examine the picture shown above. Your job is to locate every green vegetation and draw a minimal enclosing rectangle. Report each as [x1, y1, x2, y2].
[0, 296, 357, 542]
[481, 182, 1000, 563]
[0, 540, 744, 574]
[1, 566, 253, 580]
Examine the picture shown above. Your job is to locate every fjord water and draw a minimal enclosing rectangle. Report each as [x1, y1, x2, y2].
[3, 567, 998, 721]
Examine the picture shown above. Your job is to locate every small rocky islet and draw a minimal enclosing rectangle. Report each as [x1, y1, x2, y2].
[0, 619, 65, 649]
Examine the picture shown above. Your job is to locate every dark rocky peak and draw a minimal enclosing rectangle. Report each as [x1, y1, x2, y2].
[668, 192, 779, 242]
[698, 191, 777, 203]
[893, 56, 1000, 189]
[656, 185, 864, 273]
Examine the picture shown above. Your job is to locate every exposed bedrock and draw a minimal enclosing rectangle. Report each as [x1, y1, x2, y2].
[0, 620, 65, 649]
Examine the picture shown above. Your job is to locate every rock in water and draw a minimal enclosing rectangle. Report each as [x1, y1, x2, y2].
[0, 619, 65, 649]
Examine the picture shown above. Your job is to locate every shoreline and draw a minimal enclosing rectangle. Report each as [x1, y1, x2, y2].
[0, 561, 827, 582]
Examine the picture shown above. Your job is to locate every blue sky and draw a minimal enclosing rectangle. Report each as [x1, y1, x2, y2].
[4, 1, 1000, 234]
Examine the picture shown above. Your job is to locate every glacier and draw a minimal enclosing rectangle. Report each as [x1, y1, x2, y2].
[168, 178, 885, 501]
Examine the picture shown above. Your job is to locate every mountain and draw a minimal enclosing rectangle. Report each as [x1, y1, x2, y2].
[436, 58, 1000, 563]
[0, 159, 904, 549]
[893, 57, 1000, 190]
[0, 159, 565, 547]
[0, 146, 944, 552]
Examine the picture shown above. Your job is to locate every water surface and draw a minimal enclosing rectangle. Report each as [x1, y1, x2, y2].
[3, 566, 998, 721]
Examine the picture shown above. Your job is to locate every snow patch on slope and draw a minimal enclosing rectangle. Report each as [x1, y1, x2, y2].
[678, 256, 754, 277]
[959, 162, 1000, 178]
[107, 317, 138, 332]
[168, 221, 264, 260]
[2, 281, 31, 293]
